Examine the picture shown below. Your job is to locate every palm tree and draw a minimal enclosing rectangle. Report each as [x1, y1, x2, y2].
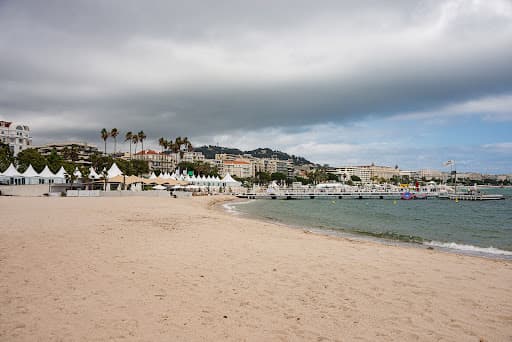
[158, 137, 166, 172]
[125, 131, 133, 159]
[100, 128, 109, 155]
[132, 134, 139, 155]
[110, 128, 119, 154]
[138, 131, 146, 159]
[182, 136, 193, 152]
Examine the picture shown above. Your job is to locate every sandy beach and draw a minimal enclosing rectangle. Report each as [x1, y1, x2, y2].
[1, 196, 511, 341]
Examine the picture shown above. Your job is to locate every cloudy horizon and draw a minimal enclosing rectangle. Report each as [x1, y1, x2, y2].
[1, 0, 511, 173]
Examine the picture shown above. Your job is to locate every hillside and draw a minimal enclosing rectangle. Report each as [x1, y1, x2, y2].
[194, 145, 313, 166]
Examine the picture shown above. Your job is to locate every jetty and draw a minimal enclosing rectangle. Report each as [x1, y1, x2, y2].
[238, 191, 404, 200]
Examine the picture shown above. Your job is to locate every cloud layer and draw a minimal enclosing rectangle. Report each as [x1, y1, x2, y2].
[1, 0, 511, 171]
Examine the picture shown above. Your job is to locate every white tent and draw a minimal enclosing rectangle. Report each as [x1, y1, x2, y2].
[107, 163, 123, 178]
[73, 167, 82, 178]
[162, 172, 171, 179]
[39, 165, 56, 178]
[22, 164, 40, 178]
[149, 172, 157, 179]
[55, 166, 67, 178]
[2, 163, 22, 177]
[222, 173, 241, 186]
[152, 184, 166, 190]
[88, 167, 100, 180]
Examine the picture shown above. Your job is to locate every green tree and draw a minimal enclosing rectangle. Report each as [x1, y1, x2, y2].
[101, 128, 109, 155]
[350, 175, 361, 182]
[132, 134, 139, 155]
[16, 148, 47, 173]
[110, 128, 119, 153]
[46, 149, 65, 173]
[255, 171, 272, 184]
[125, 131, 133, 159]
[0, 142, 14, 172]
[138, 131, 146, 158]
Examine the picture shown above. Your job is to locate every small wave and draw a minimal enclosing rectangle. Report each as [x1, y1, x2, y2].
[222, 203, 239, 215]
[424, 241, 512, 256]
[222, 200, 254, 215]
[351, 229, 425, 244]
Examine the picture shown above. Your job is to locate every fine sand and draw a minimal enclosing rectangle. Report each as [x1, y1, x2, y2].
[1, 196, 511, 341]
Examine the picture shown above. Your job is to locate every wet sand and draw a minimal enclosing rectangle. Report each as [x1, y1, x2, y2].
[1, 196, 511, 341]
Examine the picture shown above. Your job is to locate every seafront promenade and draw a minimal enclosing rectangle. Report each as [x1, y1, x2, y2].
[1, 196, 511, 341]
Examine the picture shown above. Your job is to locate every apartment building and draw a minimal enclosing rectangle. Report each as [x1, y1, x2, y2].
[329, 164, 400, 183]
[129, 150, 178, 172]
[221, 160, 254, 178]
[35, 142, 98, 166]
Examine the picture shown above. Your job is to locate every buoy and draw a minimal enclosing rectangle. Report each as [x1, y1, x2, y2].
[393, 200, 397, 205]
[455, 198, 459, 203]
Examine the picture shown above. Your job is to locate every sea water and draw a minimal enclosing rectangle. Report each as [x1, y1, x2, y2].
[227, 188, 512, 258]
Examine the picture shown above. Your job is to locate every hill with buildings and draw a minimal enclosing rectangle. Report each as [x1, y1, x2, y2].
[194, 145, 313, 166]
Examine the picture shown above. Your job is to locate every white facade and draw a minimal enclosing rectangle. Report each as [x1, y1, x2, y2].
[0, 121, 32, 156]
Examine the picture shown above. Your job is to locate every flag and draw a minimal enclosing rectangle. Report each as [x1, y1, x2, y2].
[443, 160, 454, 166]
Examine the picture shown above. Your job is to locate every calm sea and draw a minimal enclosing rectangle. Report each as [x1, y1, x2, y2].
[226, 188, 512, 259]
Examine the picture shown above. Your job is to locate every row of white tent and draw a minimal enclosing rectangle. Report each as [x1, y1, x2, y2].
[148, 171, 241, 186]
[0, 162, 124, 183]
[0, 163, 68, 184]
[1, 162, 242, 187]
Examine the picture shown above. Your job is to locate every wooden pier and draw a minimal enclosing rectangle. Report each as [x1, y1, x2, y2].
[237, 191, 404, 200]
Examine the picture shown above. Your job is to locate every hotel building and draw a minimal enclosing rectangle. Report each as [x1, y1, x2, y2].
[0, 120, 32, 156]
[329, 164, 400, 183]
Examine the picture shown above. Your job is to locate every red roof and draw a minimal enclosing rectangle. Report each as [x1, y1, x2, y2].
[135, 149, 160, 155]
[224, 160, 250, 165]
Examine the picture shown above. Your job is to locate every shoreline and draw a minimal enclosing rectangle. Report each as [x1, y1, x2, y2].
[220, 198, 512, 261]
[1, 196, 511, 341]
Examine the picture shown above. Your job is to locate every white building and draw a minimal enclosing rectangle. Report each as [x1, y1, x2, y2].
[0, 120, 32, 156]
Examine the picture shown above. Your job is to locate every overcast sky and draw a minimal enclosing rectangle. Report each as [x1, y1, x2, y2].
[1, 0, 511, 172]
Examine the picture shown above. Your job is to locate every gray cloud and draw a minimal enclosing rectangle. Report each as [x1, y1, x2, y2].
[1, 0, 512, 150]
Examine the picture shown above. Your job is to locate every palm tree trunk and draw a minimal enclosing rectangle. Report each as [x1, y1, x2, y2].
[129, 143, 132, 160]
[114, 138, 117, 154]
[104, 140, 107, 155]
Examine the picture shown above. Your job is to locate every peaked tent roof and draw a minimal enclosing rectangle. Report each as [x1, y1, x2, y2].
[73, 167, 82, 178]
[107, 162, 123, 179]
[221, 173, 241, 185]
[89, 167, 100, 179]
[2, 163, 22, 177]
[149, 172, 157, 179]
[22, 164, 40, 177]
[55, 166, 67, 179]
[39, 165, 56, 178]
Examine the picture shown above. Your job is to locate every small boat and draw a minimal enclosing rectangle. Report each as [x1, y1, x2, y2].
[400, 191, 427, 200]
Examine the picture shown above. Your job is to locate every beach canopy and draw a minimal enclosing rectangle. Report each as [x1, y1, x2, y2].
[39, 165, 56, 178]
[73, 167, 82, 178]
[221, 173, 241, 185]
[152, 184, 166, 190]
[89, 167, 100, 180]
[22, 164, 40, 178]
[2, 163, 22, 177]
[55, 166, 67, 178]
[107, 163, 123, 178]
